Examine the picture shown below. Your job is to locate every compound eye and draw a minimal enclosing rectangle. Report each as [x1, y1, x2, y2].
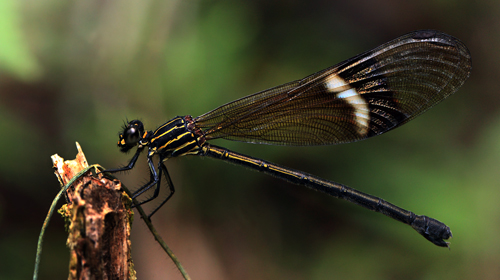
[125, 126, 141, 145]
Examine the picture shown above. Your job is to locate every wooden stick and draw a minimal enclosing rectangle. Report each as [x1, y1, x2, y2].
[53, 143, 135, 280]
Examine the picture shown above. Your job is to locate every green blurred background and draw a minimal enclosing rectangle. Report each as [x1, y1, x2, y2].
[0, 0, 497, 279]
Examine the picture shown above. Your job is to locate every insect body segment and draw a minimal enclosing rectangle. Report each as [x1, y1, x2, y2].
[148, 116, 204, 158]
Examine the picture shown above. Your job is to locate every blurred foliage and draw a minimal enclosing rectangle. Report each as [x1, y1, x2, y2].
[0, 0, 499, 279]
[0, 0, 41, 80]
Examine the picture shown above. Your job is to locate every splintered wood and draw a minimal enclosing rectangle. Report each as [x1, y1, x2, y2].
[52, 142, 135, 280]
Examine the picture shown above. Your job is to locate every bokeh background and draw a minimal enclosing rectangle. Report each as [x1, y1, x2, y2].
[1, 0, 498, 279]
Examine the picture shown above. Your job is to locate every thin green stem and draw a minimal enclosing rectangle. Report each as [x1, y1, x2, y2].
[33, 165, 102, 280]
[111, 174, 192, 280]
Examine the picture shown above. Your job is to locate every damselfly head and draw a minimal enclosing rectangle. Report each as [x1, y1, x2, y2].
[118, 120, 145, 152]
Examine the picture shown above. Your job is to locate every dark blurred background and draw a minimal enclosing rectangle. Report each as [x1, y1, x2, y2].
[1, 0, 498, 279]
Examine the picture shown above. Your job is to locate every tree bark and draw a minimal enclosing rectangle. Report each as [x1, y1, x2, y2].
[52, 143, 135, 280]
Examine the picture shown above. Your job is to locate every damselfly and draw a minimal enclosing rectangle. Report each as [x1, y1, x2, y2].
[106, 30, 471, 247]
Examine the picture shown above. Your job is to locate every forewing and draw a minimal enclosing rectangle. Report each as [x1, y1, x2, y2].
[194, 30, 471, 146]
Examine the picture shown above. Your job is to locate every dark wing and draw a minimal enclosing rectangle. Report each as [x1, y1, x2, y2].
[194, 30, 472, 146]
